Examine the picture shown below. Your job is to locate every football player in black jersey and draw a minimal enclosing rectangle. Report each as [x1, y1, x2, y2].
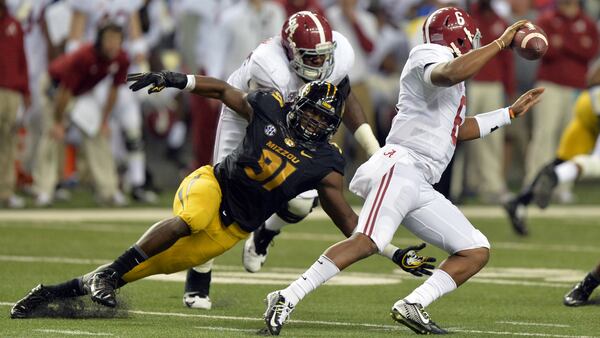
[10, 72, 436, 319]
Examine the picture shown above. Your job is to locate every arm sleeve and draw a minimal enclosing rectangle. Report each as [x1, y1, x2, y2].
[410, 45, 453, 87]
[246, 89, 284, 121]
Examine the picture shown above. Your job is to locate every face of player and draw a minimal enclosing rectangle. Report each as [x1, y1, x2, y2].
[298, 107, 334, 141]
[100, 30, 123, 60]
[303, 54, 326, 68]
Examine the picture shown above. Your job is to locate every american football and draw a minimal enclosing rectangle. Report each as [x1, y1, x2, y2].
[511, 22, 549, 60]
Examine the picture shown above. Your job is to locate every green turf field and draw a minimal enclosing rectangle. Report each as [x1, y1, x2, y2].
[1, 207, 600, 337]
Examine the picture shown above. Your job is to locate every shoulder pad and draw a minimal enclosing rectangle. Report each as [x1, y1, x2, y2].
[327, 31, 354, 85]
[249, 38, 292, 91]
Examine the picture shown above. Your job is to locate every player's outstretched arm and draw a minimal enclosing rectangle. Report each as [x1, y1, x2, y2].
[127, 71, 254, 120]
[458, 87, 545, 141]
[430, 20, 528, 87]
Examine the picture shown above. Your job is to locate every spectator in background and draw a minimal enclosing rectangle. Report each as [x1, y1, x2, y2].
[212, 0, 286, 80]
[525, 0, 598, 202]
[276, 0, 325, 17]
[465, 0, 515, 204]
[67, 0, 157, 204]
[6, 0, 58, 206]
[326, 0, 378, 166]
[0, 0, 28, 208]
[34, 23, 129, 206]
[366, 1, 409, 143]
[505, 0, 539, 185]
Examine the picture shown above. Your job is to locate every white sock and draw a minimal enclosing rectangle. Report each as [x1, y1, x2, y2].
[280, 255, 340, 305]
[554, 161, 578, 184]
[128, 151, 146, 187]
[402, 269, 457, 308]
[265, 213, 287, 232]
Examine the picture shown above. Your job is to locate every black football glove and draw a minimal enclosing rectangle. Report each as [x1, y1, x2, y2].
[127, 71, 188, 94]
[392, 243, 436, 277]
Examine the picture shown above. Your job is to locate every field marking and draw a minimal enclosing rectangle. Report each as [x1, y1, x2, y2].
[1, 205, 600, 222]
[33, 329, 113, 336]
[497, 321, 570, 328]
[194, 326, 257, 333]
[2, 303, 590, 337]
[0, 254, 584, 287]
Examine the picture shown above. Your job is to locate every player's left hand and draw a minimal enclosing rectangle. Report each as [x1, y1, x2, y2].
[509, 87, 545, 118]
[392, 243, 436, 277]
[127, 71, 187, 94]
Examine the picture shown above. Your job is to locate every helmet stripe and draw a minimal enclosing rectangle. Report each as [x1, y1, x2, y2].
[305, 11, 326, 44]
[423, 10, 438, 43]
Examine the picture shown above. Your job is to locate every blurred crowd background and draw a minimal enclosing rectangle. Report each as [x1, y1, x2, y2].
[1, 0, 599, 208]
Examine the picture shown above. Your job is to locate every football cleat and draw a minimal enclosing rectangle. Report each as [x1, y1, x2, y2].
[10, 284, 55, 319]
[503, 199, 528, 236]
[183, 293, 212, 310]
[564, 282, 593, 307]
[390, 300, 448, 335]
[264, 291, 295, 336]
[88, 268, 120, 308]
[243, 232, 268, 273]
[532, 166, 558, 209]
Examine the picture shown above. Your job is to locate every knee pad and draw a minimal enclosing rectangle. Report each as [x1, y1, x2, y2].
[572, 155, 600, 179]
[275, 197, 319, 224]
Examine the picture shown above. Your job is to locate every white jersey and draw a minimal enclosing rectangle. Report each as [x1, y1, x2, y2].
[68, 0, 143, 42]
[213, 30, 354, 164]
[386, 43, 465, 183]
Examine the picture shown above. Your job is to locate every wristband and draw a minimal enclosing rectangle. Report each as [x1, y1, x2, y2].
[473, 107, 512, 138]
[353, 123, 380, 156]
[379, 244, 399, 259]
[184, 75, 196, 91]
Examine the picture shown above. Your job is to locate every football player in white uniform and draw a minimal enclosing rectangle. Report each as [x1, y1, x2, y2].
[183, 11, 381, 310]
[263, 7, 544, 335]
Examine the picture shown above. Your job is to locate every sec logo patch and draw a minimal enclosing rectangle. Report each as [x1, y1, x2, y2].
[264, 124, 277, 136]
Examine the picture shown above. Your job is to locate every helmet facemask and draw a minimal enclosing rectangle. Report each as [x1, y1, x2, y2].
[287, 96, 341, 144]
[290, 41, 336, 81]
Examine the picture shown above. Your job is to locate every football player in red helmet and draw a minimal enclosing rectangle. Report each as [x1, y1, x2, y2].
[281, 11, 336, 81]
[423, 7, 482, 57]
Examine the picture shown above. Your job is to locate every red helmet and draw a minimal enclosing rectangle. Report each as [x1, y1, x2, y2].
[281, 11, 336, 81]
[422, 7, 481, 57]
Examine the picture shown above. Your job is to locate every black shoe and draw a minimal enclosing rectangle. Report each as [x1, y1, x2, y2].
[391, 300, 448, 335]
[10, 285, 55, 319]
[532, 166, 558, 209]
[564, 282, 593, 307]
[89, 268, 120, 308]
[264, 291, 295, 336]
[503, 199, 529, 236]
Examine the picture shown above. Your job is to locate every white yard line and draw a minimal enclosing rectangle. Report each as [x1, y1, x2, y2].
[33, 329, 113, 336]
[194, 326, 257, 333]
[1, 205, 600, 222]
[2, 303, 591, 337]
[497, 321, 570, 328]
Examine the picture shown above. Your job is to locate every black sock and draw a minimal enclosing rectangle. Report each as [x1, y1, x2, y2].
[45, 278, 87, 298]
[106, 245, 148, 277]
[185, 269, 211, 297]
[582, 272, 600, 293]
[254, 224, 280, 255]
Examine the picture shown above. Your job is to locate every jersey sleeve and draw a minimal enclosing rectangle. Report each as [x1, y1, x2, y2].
[327, 31, 355, 85]
[248, 43, 292, 93]
[246, 89, 285, 122]
[328, 145, 346, 175]
[336, 76, 352, 101]
[409, 44, 453, 86]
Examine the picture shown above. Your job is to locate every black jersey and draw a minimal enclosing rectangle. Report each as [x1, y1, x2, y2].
[214, 89, 345, 232]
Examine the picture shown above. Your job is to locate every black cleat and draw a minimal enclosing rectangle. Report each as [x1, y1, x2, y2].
[391, 300, 448, 335]
[504, 199, 529, 236]
[532, 166, 558, 209]
[10, 284, 55, 319]
[564, 282, 593, 307]
[264, 291, 295, 336]
[88, 268, 120, 308]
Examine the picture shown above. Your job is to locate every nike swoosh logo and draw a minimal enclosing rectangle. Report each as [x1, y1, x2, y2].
[301, 275, 307, 280]
[416, 308, 430, 324]
[317, 260, 323, 265]
[270, 310, 280, 327]
[300, 150, 312, 158]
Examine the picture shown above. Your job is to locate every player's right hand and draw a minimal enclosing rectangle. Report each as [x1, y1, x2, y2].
[498, 19, 529, 49]
[510, 87, 545, 118]
[127, 71, 187, 94]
